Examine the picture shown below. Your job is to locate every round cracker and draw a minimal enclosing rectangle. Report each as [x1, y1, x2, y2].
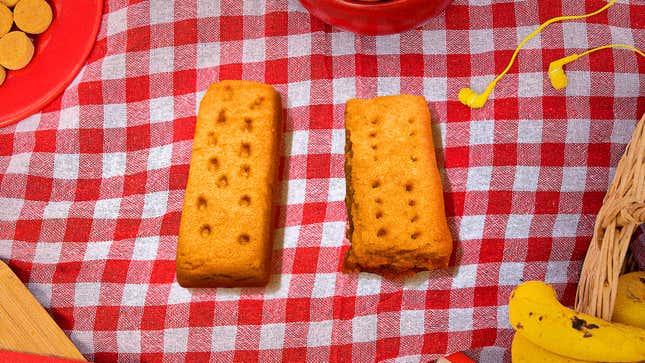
[1, 0, 19, 8]
[0, 31, 34, 70]
[14, 0, 53, 34]
[0, 3, 12, 37]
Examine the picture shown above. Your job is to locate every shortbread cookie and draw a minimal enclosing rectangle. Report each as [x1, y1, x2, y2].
[0, 3, 12, 37]
[176, 80, 282, 288]
[0, 31, 34, 70]
[343, 94, 453, 276]
[13, 0, 52, 34]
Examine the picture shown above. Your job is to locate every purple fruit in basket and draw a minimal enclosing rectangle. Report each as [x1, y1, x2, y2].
[630, 224, 645, 270]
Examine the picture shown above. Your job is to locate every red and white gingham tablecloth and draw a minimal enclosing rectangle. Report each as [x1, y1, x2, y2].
[0, 0, 644, 361]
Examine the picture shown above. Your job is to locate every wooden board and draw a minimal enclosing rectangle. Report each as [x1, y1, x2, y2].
[0, 261, 85, 361]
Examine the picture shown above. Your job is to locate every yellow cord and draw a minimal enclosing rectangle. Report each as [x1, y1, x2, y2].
[459, 0, 616, 108]
[578, 43, 645, 58]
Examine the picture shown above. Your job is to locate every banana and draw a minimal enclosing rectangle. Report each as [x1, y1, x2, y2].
[512, 332, 597, 363]
[612, 271, 645, 329]
[509, 281, 645, 362]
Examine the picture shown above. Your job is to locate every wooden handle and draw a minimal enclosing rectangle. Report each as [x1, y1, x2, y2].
[0, 260, 86, 361]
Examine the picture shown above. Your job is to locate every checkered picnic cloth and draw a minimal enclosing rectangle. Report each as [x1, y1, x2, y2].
[0, 0, 643, 361]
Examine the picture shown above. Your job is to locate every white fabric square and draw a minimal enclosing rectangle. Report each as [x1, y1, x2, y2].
[54, 154, 79, 180]
[561, 167, 587, 192]
[278, 226, 299, 249]
[400, 310, 425, 336]
[545, 261, 570, 284]
[288, 34, 311, 58]
[197, 42, 219, 69]
[563, 22, 589, 49]
[331, 32, 355, 56]
[469, 29, 494, 54]
[286, 179, 306, 204]
[332, 77, 355, 105]
[103, 104, 127, 129]
[321, 221, 345, 247]
[147, 144, 173, 170]
[288, 81, 311, 107]
[423, 77, 448, 102]
[517, 120, 542, 143]
[243, 0, 264, 15]
[69, 331, 94, 355]
[58, 106, 80, 129]
[375, 34, 400, 55]
[352, 314, 377, 342]
[75, 283, 101, 307]
[34, 243, 61, 264]
[243, 38, 266, 63]
[106, 7, 127, 36]
[103, 153, 126, 179]
[452, 264, 477, 289]
[0, 240, 10, 259]
[614, 73, 639, 97]
[16, 113, 40, 132]
[150, 97, 174, 123]
[356, 274, 381, 296]
[264, 274, 291, 300]
[470, 120, 494, 145]
[312, 273, 336, 298]
[0, 198, 24, 221]
[215, 287, 242, 301]
[459, 215, 486, 241]
[167, 282, 193, 304]
[499, 262, 524, 286]
[43, 201, 72, 219]
[611, 119, 636, 143]
[449, 308, 474, 331]
[466, 166, 492, 191]
[132, 236, 160, 260]
[517, 72, 543, 97]
[566, 119, 590, 143]
[505, 215, 533, 239]
[94, 198, 121, 219]
[142, 191, 169, 218]
[197, 1, 220, 17]
[259, 323, 286, 350]
[553, 214, 580, 237]
[287, 130, 308, 155]
[84, 241, 112, 261]
[28, 282, 52, 307]
[212, 326, 236, 352]
[101, 53, 126, 80]
[149, 47, 174, 74]
[516, 26, 541, 50]
[564, 71, 591, 97]
[117, 331, 141, 353]
[377, 77, 400, 96]
[513, 166, 539, 191]
[331, 129, 345, 154]
[307, 320, 333, 347]
[327, 178, 345, 203]
[164, 328, 189, 353]
[150, 0, 174, 24]
[423, 30, 447, 54]
[403, 272, 430, 291]
[122, 284, 149, 306]
[6, 152, 30, 174]
[497, 305, 511, 329]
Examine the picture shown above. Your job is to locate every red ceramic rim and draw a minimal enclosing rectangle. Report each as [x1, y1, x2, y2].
[0, 0, 103, 128]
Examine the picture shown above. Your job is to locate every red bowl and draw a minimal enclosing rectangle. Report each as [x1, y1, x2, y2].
[298, 0, 453, 35]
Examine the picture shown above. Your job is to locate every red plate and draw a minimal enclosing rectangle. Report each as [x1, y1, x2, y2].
[0, 0, 103, 128]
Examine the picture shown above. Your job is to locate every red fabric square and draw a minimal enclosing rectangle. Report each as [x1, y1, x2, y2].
[14, 220, 42, 242]
[309, 104, 333, 129]
[581, 191, 604, 214]
[311, 54, 331, 80]
[141, 306, 167, 330]
[447, 54, 471, 77]
[306, 154, 330, 179]
[78, 81, 103, 105]
[422, 333, 448, 354]
[302, 202, 327, 225]
[333, 296, 356, 320]
[330, 344, 352, 361]
[542, 96, 566, 120]
[75, 179, 101, 201]
[589, 97, 614, 119]
[219, 63, 242, 79]
[149, 260, 176, 283]
[63, 218, 93, 242]
[265, 59, 289, 84]
[444, 146, 470, 168]
[492, 3, 516, 27]
[174, 70, 196, 95]
[219, 16, 243, 41]
[102, 260, 129, 282]
[282, 348, 307, 362]
[285, 298, 310, 322]
[487, 191, 512, 214]
[445, 5, 469, 30]
[525, 237, 553, 262]
[33, 130, 57, 152]
[95, 306, 120, 331]
[540, 143, 564, 166]
[174, 19, 197, 46]
[114, 218, 140, 240]
[377, 292, 402, 313]
[587, 143, 610, 166]
[447, 101, 472, 123]
[265, 12, 288, 37]
[292, 247, 319, 273]
[494, 97, 519, 121]
[426, 290, 449, 309]
[493, 143, 517, 166]
[472, 328, 497, 347]
[126, 76, 150, 103]
[479, 239, 504, 263]
[160, 211, 181, 236]
[0, 133, 13, 155]
[50, 307, 75, 330]
[535, 191, 560, 214]
[124, 172, 147, 196]
[185, 352, 211, 362]
[474, 286, 498, 306]
[189, 302, 215, 327]
[445, 191, 465, 217]
[355, 54, 377, 77]
[53, 261, 82, 283]
[126, 26, 150, 52]
[376, 338, 400, 361]
[237, 300, 264, 325]
[25, 175, 52, 201]
[400, 54, 424, 77]
[79, 129, 104, 153]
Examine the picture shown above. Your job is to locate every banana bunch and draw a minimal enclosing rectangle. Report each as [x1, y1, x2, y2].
[509, 272, 645, 363]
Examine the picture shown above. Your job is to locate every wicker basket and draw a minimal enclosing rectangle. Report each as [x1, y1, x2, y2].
[575, 113, 645, 320]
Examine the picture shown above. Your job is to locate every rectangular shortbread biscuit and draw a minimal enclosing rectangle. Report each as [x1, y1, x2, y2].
[343, 95, 453, 276]
[176, 80, 282, 287]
